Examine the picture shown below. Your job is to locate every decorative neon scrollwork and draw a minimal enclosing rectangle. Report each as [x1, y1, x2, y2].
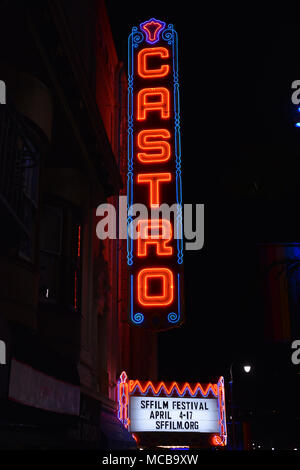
[168, 312, 178, 323]
[132, 26, 144, 48]
[162, 24, 175, 45]
[133, 312, 144, 324]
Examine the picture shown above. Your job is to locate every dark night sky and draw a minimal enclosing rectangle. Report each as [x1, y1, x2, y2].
[107, 2, 300, 383]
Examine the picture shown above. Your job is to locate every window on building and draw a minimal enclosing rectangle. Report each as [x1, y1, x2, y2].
[39, 200, 82, 312]
[19, 139, 40, 262]
[0, 102, 41, 261]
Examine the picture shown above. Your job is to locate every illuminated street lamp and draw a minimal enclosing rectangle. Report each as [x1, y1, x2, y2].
[229, 361, 254, 449]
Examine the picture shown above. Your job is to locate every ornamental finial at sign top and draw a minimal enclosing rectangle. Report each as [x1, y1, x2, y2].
[140, 18, 166, 44]
[120, 370, 128, 383]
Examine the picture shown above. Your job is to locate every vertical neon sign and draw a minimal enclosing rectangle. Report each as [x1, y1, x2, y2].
[128, 19, 184, 330]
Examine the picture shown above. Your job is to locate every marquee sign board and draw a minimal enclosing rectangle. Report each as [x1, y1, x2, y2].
[127, 18, 184, 330]
[118, 372, 227, 447]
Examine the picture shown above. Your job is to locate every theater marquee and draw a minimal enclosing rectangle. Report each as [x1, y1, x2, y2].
[118, 372, 227, 447]
[127, 18, 184, 330]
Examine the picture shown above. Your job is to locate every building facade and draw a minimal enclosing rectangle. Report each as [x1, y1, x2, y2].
[0, 0, 156, 449]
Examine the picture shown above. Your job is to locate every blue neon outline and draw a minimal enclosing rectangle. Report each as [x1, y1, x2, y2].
[130, 274, 144, 324]
[167, 273, 181, 324]
[170, 25, 184, 265]
[127, 21, 184, 325]
[127, 29, 135, 265]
